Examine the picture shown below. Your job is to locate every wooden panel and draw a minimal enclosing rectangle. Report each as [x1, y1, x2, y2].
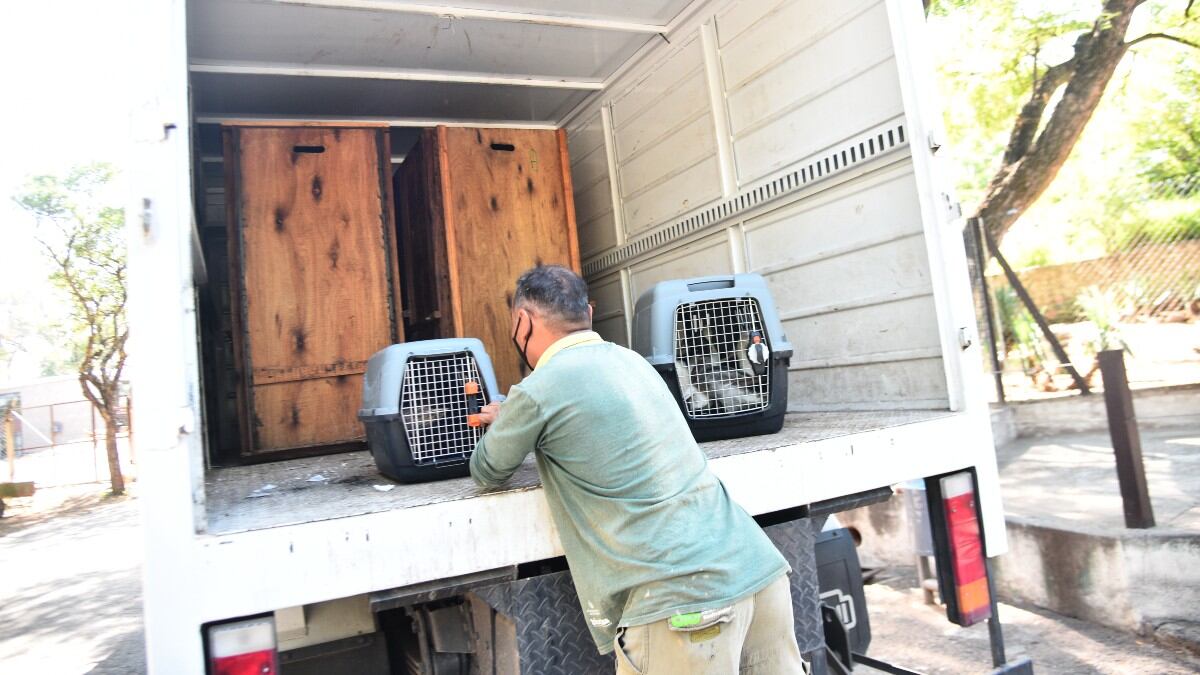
[252, 375, 366, 450]
[227, 125, 400, 455]
[441, 127, 579, 393]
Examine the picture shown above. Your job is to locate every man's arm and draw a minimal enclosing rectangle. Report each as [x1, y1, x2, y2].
[469, 384, 545, 488]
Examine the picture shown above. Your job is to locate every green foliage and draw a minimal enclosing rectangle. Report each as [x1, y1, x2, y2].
[994, 285, 1047, 364]
[1135, 65, 1200, 184]
[1075, 286, 1131, 353]
[929, 0, 1200, 226]
[12, 163, 127, 410]
[1080, 189, 1200, 253]
[928, 0, 1095, 204]
[1013, 245, 1053, 269]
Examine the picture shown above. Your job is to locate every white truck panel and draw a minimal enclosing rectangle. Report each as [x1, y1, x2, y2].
[188, 0, 653, 80]
[627, 231, 735, 300]
[717, 0, 902, 185]
[609, 37, 725, 236]
[587, 273, 629, 347]
[131, 0, 207, 670]
[190, 412, 974, 625]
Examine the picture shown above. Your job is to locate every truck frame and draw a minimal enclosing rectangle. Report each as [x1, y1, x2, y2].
[129, 0, 1010, 672]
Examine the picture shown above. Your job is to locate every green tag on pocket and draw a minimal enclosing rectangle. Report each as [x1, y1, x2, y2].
[669, 612, 703, 629]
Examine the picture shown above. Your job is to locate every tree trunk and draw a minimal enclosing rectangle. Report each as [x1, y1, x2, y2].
[973, 0, 1142, 243]
[104, 414, 124, 495]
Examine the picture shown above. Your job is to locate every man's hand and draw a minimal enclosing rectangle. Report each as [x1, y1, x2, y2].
[477, 402, 502, 426]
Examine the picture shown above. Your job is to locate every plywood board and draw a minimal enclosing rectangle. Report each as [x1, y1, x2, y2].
[227, 125, 401, 455]
[442, 127, 579, 392]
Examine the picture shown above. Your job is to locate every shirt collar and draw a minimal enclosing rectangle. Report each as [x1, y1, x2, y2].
[536, 330, 604, 370]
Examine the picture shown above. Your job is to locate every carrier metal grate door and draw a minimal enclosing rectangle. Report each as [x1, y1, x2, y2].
[399, 353, 487, 463]
[673, 298, 771, 418]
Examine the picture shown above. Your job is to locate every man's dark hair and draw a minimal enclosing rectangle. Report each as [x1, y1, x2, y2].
[513, 265, 591, 330]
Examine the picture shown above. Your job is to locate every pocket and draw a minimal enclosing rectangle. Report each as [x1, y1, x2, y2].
[614, 626, 645, 675]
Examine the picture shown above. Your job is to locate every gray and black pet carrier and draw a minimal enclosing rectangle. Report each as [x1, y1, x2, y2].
[633, 274, 792, 442]
[358, 338, 501, 483]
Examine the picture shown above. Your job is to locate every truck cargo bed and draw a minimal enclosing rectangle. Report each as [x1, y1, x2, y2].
[205, 411, 950, 535]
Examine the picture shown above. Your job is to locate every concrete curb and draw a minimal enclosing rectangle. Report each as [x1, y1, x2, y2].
[1001, 383, 1200, 437]
[837, 498, 1200, 654]
[994, 516, 1200, 639]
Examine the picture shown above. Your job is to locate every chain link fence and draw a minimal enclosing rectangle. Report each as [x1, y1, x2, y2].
[3, 397, 132, 488]
[971, 174, 1200, 403]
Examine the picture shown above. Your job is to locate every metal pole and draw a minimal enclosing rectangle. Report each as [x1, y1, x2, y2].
[49, 404, 57, 485]
[92, 404, 99, 482]
[5, 411, 15, 482]
[984, 557, 1006, 667]
[981, 223, 1091, 394]
[1098, 349, 1155, 528]
[968, 218, 1006, 404]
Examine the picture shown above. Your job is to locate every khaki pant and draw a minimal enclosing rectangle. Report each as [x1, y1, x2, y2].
[613, 574, 805, 675]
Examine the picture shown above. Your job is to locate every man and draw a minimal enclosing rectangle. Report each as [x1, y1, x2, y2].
[470, 265, 804, 674]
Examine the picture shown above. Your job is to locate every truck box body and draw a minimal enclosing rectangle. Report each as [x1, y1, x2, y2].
[129, 0, 1007, 671]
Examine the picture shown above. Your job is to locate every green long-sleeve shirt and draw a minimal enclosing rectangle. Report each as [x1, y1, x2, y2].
[470, 332, 789, 654]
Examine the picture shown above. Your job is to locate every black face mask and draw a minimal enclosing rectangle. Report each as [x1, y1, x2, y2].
[511, 312, 535, 372]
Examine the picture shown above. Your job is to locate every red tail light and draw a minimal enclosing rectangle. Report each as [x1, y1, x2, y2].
[205, 615, 278, 675]
[927, 471, 993, 627]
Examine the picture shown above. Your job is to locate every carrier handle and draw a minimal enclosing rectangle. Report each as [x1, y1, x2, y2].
[465, 380, 485, 427]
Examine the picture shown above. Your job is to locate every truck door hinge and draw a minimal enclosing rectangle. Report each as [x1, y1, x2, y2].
[958, 327, 973, 350]
[928, 132, 943, 155]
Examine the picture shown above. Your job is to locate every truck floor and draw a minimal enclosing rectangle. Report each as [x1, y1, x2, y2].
[204, 411, 949, 535]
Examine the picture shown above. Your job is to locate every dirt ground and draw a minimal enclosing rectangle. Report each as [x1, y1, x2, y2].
[3, 488, 1200, 674]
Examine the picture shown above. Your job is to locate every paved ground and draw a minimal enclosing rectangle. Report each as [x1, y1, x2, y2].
[859, 567, 1200, 674]
[5, 484, 1200, 674]
[995, 427, 1200, 531]
[0, 485, 144, 674]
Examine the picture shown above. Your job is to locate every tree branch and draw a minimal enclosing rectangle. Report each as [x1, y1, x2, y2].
[1126, 32, 1200, 49]
[1002, 56, 1080, 165]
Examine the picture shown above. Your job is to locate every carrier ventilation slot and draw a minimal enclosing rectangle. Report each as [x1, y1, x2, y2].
[399, 352, 487, 464]
[673, 298, 770, 419]
[583, 121, 908, 276]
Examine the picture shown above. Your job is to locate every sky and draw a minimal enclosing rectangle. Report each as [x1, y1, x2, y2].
[1, 0, 133, 383]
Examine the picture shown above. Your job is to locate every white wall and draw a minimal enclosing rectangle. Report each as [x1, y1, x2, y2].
[567, 0, 948, 411]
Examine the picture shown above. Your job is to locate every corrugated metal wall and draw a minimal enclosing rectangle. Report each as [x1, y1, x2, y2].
[568, 0, 950, 411]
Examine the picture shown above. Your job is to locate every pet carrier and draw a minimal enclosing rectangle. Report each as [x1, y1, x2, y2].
[358, 339, 501, 483]
[633, 274, 792, 442]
